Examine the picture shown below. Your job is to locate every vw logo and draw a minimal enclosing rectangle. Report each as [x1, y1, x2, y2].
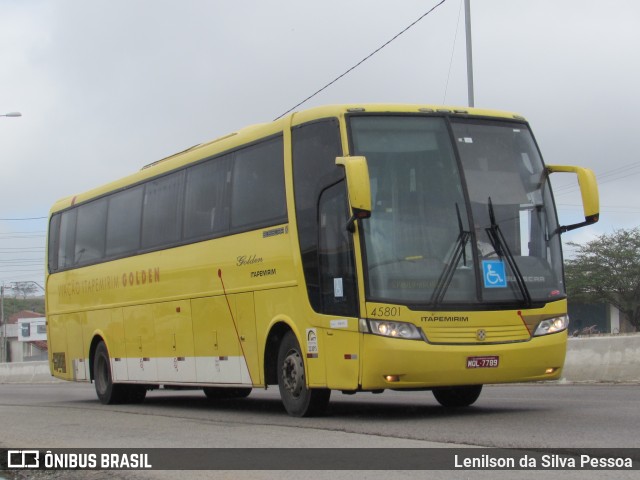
[476, 329, 487, 341]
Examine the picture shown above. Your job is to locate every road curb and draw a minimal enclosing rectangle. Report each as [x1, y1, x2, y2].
[0, 360, 62, 383]
[562, 334, 640, 383]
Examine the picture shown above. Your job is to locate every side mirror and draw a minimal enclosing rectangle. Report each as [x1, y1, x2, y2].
[547, 165, 599, 233]
[336, 156, 372, 232]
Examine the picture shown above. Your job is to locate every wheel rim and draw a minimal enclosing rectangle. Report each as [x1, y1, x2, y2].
[281, 349, 304, 399]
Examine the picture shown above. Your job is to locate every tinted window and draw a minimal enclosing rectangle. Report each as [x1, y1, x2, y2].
[184, 155, 232, 240]
[106, 186, 143, 257]
[142, 171, 184, 248]
[57, 209, 76, 270]
[231, 137, 286, 230]
[49, 135, 287, 272]
[75, 198, 107, 265]
[318, 183, 358, 316]
[292, 119, 344, 312]
[48, 214, 61, 272]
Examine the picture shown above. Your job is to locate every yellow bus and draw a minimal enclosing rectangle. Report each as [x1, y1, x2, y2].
[46, 104, 599, 416]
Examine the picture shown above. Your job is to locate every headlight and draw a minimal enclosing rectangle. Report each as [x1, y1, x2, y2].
[533, 315, 569, 336]
[360, 319, 423, 340]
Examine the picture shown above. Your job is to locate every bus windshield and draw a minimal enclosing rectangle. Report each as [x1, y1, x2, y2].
[349, 115, 564, 309]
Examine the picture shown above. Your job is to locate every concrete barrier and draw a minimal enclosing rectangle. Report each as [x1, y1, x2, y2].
[562, 333, 640, 383]
[0, 360, 61, 384]
[1, 334, 639, 384]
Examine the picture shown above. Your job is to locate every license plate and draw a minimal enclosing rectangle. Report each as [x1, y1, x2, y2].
[466, 356, 499, 368]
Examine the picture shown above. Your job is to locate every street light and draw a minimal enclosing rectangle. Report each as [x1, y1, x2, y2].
[1, 112, 22, 118]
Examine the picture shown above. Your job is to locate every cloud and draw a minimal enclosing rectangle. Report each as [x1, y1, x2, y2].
[1, 0, 639, 286]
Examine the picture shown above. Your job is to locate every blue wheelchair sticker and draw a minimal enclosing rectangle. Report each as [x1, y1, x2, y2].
[482, 260, 507, 288]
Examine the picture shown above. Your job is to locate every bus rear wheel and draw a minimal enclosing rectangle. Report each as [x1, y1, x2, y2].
[277, 331, 330, 417]
[93, 341, 146, 404]
[432, 385, 482, 407]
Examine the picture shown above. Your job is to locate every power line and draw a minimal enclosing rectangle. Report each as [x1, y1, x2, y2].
[0, 258, 42, 263]
[0, 235, 45, 240]
[557, 204, 640, 215]
[0, 269, 44, 274]
[0, 216, 47, 221]
[273, 0, 449, 121]
[442, 0, 464, 103]
[553, 161, 640, 196]
[0, 247, 45, 252]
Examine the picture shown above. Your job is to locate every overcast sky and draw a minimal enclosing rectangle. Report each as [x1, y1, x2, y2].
[1, 0, 639, 288]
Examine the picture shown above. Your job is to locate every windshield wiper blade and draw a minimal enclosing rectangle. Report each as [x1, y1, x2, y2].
[431, 204, 470, 306]
[486, 197, 532, 307]
[456, 203, 468, 268]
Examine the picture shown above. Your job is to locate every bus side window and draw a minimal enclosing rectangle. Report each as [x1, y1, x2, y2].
[142, 171, 184, 249]
[231, 136, 286, 231]
[57, 209, 77, 270]
[48, 214, 61, 272]
[183, 155, 232, 240]
[106, 185, 143, 257]
[74, 199, 108, 266]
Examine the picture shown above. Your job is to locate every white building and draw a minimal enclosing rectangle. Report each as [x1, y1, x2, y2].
[1, 310, 47, 362]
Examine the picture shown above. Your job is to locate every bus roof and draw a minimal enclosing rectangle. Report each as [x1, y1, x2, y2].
[49, 104, 526, 214]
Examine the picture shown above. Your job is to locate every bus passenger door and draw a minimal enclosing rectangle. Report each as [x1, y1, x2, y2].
[318, 183, 360, 390]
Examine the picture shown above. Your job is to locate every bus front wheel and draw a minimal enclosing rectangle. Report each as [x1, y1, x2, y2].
[432, 385, 482, 407]
[277, 331, 330, 417]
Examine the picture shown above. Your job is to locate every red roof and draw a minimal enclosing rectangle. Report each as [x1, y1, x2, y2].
[29, 340, 48, 352]
[7, 310, 44, 324]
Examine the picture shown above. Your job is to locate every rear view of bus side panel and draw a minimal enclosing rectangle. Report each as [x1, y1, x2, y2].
[47, 314, 68, 380]
[47, 311, 87, 381]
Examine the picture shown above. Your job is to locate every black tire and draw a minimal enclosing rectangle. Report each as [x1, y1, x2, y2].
[277, 331, 330, 417]
[93, 341, 147, 404]
[94, 341, 124, 404]
[432, 385, 482, 407]
[203, 387, 252, 399]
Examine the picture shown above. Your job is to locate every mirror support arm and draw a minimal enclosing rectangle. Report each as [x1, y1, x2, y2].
[547, 164, 599, 233]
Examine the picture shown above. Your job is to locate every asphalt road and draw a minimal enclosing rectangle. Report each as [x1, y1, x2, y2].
[0, 382, 638, 480]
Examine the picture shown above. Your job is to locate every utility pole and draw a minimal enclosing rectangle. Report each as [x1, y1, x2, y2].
[1, 111, 22, 361]
[465, 0, 475, 107]
[1, 285, 6, 363]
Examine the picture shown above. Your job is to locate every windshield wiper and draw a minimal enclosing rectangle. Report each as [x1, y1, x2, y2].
[485, 197, 532, 307]
[431, 204, 470, 306]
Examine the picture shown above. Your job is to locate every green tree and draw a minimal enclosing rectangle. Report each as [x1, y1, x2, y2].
[3, 297, 45, 318]
[565, 228, 640, 331]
